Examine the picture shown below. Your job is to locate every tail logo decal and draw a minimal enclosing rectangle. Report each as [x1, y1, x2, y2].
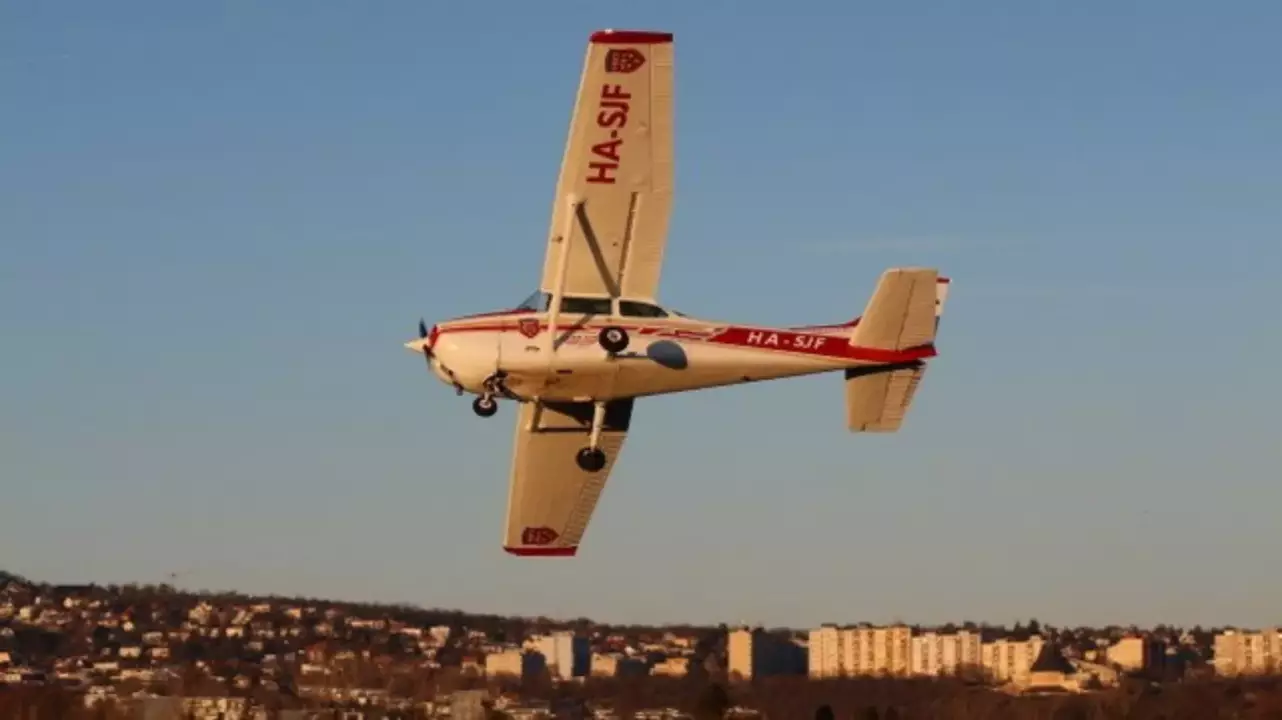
[605, 48, 646, 74]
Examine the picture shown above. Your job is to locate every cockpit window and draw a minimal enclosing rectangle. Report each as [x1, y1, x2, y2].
[515, 292, 683, 318]
[559, 296, 612, 315]
[619, 300, 669, 318]
[515, 291, 549, 311]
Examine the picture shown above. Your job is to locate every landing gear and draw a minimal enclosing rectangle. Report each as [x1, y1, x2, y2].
[575, 447, 607, 472]
[575, 401, 609, 472]
[481, 370, 518, 401]
[472, 395, 498, 418]
[598, 326, 629, 354]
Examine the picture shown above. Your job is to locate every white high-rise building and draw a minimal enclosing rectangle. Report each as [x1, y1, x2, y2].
[808, 626, 843, 678]
[845, 625, 912, 677]
[728, 627, 805, 681]
[805, 625, 912, 678]
[910, 631, 982, 676]
[981, 636, 1044, 683]
[534, 631, 589, 681]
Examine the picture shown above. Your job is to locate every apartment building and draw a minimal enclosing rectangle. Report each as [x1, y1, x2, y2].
[530, 631, 590, 681]
[808, 625, 843, 678]
[1214, 629, 1282, 676]
[484, 649, 546, 679]
[728, 627, 806, 681]
[1106, 636, 1167, 673]
[982, 635, 1045, 683]
[910, 630, 982, 677]
[806, 625, 913, 678]
[805, 623, 1092, 687]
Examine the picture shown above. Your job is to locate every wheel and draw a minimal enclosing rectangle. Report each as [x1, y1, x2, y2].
[598, 326, 629, 354]
[575, 446, 607, 472]
[472, 395, 498, 418]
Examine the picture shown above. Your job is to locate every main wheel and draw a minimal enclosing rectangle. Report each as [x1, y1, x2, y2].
[472, 395, 498, 418]
[598, 326, 629, 354]
[575, 446, 607, 472]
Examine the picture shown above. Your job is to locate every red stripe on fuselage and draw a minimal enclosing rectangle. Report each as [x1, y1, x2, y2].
[435, 320, 935, 364]
[705, 326, 935, 363]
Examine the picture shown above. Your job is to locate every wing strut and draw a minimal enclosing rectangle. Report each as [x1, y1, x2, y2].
[546, 193, 580, 353]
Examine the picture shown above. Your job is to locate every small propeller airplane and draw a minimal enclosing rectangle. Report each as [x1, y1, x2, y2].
[406, 29, 951, 557]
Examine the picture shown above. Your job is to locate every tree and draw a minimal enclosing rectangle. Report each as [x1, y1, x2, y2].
[692, 682, 730, 720]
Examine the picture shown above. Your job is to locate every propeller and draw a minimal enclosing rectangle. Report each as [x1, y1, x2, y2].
[408, 318, 435, 361]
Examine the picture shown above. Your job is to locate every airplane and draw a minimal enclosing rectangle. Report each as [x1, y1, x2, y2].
[405, 29, 951, 557]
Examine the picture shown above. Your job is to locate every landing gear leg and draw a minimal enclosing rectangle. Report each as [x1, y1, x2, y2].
[472, 395, 498, 418]
[575, 401, 608, 472]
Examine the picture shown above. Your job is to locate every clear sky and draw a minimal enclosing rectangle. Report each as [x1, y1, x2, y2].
[3, 1, 1280, 630]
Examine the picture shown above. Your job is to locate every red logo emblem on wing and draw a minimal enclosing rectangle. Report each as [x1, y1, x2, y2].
[605, 48, 646, 74]
[521, 526, 559, 546]
[518, 318, 541, 338]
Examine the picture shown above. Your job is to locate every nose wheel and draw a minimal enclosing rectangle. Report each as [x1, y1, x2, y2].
[575, 401, 609, 472]
[472, 395, 498, 418]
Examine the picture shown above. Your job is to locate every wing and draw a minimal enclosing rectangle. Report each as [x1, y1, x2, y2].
[539, 30, 674, 302]
[502, 399, 634, 556]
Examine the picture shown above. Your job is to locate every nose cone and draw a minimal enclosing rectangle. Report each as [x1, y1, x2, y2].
[404, 322, 439, 354]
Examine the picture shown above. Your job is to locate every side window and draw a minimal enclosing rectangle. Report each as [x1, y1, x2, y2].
[619, 301, 669, 318]
[560, 297, 612, 315]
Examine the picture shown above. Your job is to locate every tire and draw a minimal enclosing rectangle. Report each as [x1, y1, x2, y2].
[598, 326, 629, 354]
[472, 396, 498, 418]
[575, 446, 607, 472]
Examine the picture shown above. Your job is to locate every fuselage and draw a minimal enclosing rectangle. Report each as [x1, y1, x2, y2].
[409, 293, 936, 404]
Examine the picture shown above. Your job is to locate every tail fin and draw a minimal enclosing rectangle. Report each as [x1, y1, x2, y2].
[844, 269, 948, 432]
[849, 268, 940, 350]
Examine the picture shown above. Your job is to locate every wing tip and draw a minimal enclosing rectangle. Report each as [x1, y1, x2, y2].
[504, 546, 579, 557]
[589, 29, 673, 45]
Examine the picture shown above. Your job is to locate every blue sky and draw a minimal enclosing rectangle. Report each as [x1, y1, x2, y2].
[3, 1, 1280, 630]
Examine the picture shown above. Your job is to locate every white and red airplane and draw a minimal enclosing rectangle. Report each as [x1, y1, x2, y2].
[406, 29, 951, 557]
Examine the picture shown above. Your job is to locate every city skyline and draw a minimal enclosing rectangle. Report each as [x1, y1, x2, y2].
[9, 575, 1276, 718]
[0, 569, 1265, 635]
[4, 0, 1281, 629]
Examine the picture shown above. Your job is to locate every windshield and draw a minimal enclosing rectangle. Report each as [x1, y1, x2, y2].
[515, 291, 549, 311]
[513, 291, 687, 317]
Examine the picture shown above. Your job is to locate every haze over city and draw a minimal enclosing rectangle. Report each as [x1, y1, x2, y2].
[3, 0, 1280, 632]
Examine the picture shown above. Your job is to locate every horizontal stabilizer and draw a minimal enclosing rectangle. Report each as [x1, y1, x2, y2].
[845, 362, 928, 432]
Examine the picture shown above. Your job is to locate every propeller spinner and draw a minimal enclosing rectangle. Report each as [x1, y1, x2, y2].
[406, 319, 436, 360]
